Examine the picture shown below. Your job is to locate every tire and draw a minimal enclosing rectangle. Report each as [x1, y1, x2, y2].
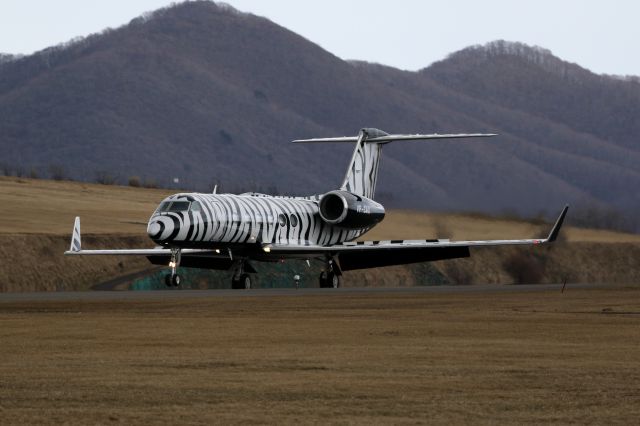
[171, 274, 181, 287]
[164, 274, 172, 287]
[240, 274, 252, 289]
[330, 273, 341, 288]
[319, 271, 328, 288]
[231, 275, 251, 289]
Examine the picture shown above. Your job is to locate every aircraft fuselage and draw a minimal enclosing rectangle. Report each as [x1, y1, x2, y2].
[146, 192, 383, 249]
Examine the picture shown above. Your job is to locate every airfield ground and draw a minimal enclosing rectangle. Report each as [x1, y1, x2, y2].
[1, 285, 639, 424]
[2, 177, 639, 423]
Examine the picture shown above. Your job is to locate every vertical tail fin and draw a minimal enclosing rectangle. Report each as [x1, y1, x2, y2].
[293, 128, 496, 200]
[340, 128, 387, 199]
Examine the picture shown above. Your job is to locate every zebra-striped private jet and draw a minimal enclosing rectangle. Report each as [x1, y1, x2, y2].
[65, 128, 568, 289]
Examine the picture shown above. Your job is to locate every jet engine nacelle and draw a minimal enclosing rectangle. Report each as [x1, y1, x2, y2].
[318, 190, 385, 229]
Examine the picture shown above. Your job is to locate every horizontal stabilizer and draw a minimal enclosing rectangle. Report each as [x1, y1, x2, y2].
[293, 133, 497, 144]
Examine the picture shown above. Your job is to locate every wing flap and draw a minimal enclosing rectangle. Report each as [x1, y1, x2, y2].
[265, 237, 547, 255]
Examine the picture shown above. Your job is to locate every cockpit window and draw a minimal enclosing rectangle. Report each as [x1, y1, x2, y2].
[157, 201, 191, 213]
[157, 202, 171, 213]
[190, 201, 202, 212]
[169, 201, 190, 212]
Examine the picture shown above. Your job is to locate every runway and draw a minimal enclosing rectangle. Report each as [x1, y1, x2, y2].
[0, 282, 611, 302]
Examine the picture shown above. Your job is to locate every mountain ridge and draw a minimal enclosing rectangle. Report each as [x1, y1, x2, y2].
[0, 1, 638, 227]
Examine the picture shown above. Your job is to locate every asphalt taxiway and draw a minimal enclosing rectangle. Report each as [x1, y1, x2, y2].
[0, 282, 612, 303]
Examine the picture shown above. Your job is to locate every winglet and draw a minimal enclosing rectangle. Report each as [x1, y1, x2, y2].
[69, 216, 82, 252]
[546, 205, 569, 242]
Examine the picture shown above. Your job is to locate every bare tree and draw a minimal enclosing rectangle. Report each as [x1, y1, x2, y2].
[95, 171, 118, 185]
[49, 165, 67, 181]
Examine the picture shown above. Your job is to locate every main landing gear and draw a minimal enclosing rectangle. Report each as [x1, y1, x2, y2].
[231, 260, 252, 289]
[164, 248, 182, 287]
[319, 258, 342, 288]
[164, 273, 181, 287]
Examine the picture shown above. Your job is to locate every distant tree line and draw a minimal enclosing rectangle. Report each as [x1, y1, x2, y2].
[2, 160, 637, 233]
[0, 162, 282, 195]
[449, 40, 595, 85]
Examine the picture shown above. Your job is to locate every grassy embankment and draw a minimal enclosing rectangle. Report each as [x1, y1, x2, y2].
[1, 176, 639, 291]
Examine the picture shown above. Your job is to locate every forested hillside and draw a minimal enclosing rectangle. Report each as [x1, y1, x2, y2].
[0, 1, 638, 227]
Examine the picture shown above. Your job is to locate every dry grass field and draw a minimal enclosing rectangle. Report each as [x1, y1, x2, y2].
[1, 286, 639, 424]
[2, 176, 639, 242]
[0, 176, 173, 235]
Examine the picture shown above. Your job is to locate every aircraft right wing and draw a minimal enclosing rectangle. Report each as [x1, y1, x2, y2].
[265, 205, 569, 271]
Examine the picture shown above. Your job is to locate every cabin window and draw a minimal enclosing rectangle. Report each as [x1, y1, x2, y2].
[159, 201, 190, 212]
[278, 214, 287, 226]
[289, 214, 298, 227]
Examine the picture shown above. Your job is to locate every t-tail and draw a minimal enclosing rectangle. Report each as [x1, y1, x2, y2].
[293, 128, 497, 199]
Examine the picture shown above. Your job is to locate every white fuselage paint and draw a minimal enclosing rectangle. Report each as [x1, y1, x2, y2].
[147, 193, 371, 247]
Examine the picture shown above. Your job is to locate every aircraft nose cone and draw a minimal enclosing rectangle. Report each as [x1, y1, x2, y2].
[147, 221, 161, 238]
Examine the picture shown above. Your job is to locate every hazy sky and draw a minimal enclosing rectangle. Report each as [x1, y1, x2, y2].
[1, 0, 639, 76]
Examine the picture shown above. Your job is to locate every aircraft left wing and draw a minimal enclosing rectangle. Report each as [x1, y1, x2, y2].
[265, 205, 568, 271]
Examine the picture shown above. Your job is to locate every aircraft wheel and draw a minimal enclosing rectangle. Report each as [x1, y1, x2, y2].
[171, 274, 181, 287]
[164, 274, 172, 287]
[231, 274, 251, 289]
[319, 271, 328, 288]
[329, 272, 341, 288]
[240, 273, 252, 289]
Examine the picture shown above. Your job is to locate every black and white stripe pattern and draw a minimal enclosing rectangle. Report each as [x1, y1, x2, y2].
[341, 128, 385, 199]
[147, 193, 370, 247]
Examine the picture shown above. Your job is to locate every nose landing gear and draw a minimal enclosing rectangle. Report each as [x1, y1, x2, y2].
[164, 248, 182, 287]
